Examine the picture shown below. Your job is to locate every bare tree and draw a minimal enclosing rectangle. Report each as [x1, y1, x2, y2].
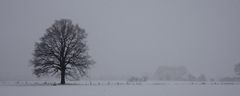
[31, 19, 94, 84]
[235, 63, 240, 76]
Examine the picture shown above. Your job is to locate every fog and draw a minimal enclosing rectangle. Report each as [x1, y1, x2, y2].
[0, 0, 240, 81]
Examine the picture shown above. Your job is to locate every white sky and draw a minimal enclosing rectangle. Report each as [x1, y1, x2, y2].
[0, 0, 240, 81]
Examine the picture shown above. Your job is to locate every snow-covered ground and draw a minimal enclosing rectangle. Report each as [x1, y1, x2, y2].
[0, 81, 240, 96]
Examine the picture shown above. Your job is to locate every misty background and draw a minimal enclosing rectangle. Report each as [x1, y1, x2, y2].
[0, 0, 240, 81]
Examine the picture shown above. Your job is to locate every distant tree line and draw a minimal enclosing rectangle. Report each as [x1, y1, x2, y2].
[128, 65, 208, 82]
[153, 65, 207, 81]
[128, 76, 148, 82]
[219, 63, 240, 82]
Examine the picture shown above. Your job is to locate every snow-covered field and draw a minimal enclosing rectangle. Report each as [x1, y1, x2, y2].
[0, 81, 240, 96]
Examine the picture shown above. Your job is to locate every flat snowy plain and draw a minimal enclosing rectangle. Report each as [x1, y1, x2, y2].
[0, 81, 240, 96]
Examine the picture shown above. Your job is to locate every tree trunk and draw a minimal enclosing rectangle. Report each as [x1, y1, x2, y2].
[60, 69, 66, 84]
